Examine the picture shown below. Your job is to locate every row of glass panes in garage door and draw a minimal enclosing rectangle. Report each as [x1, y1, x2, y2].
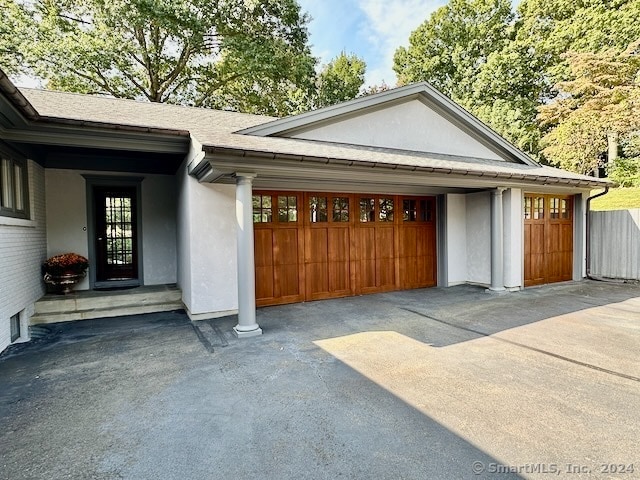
[252, 194, 433, 224]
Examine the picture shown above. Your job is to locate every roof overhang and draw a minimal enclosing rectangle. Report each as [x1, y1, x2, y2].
[1, 121, 190, 154]
[1, 68, 190, 156]
[189, 146, 611, 193]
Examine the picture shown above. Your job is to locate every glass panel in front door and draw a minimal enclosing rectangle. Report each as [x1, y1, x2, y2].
[105, 195, 134, 266]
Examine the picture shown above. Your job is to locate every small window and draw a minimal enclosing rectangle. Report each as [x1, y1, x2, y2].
[332, 197, 349, 222]
[310, 196, 328, 223]
[278, 195, 297, 222]
[360, 198, 375, 222]
[524, 197, 532, 219]
[419, 199, 432, 222]
[252, 195, 272, 223]
[0, 156, 29, 219]
[534, 197, 544, 220]
[561, 199, 571, 219]
[550, 197, 560, 219]
[10, 313, 20, 342]
[403, 199, 417, 222]
[379, 198, 394, 222]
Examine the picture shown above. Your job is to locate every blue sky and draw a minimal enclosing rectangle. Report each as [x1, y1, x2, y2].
[298, 0, 520, 88]
[298, 0, 448, 87]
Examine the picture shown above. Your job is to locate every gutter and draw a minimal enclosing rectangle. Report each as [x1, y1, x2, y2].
[0, 70, 40, 120]
[37, 115, 191, 137]
[585, 186, 610, 279]
[202, 145, 612, 189]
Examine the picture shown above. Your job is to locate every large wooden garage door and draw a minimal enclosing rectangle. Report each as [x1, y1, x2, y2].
[524, 194, 573, 287]
[253, 191, 437, 306]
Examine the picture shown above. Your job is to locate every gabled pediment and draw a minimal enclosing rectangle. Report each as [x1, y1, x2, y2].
[239, 83, 538, 166]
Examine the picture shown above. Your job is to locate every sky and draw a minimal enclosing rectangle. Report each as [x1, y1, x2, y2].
[297, 0, 448, 87]
[298, 0, 520, 88]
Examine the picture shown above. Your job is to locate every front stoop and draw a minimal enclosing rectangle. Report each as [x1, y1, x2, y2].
[30, 284, 183, 325]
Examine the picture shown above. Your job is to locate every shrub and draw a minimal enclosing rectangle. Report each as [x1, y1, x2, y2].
[609, 157, 640, 187]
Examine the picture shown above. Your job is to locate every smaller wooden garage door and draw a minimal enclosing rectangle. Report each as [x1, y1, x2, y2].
[524, 194, 573, 286]
[253, 191, 437, 306]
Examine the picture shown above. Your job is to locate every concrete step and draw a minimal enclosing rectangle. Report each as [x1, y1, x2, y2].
[31, 284, 183, 325]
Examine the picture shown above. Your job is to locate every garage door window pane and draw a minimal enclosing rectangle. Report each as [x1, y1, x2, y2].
[419, 199, 432, 222]
[310, 196, 328, 223]
[278, 195, 297, 222]
[403, 199, 417, 221]
[379, 198, 394, 222]
[524, 197, 532, 219]
[360, 198, 375, 222]
[333, 197, 349, 222]
[253, 195, 272, 223]
[561, 199, 571, 219]
[534, 197, 544, 219]
[550, 198, 560, 219]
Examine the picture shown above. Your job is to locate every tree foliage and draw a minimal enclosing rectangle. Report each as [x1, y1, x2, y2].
[393, 0, 640, 171]
[0, 0, 321, 115]
[393, 0, 513, 105]
[539, 43, 640, 175]
[315, 52, 365, 108]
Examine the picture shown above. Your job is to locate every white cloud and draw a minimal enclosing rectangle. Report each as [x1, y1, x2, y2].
[355, 0, 446, 86]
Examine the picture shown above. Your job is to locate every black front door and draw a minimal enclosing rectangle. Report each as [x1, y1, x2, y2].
[94, 186, 139, 283]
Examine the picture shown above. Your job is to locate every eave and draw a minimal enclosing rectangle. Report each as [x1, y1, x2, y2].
[189, 145, 612, 191]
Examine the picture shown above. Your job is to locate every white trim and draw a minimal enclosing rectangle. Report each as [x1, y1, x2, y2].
[186, 308, 238, 321]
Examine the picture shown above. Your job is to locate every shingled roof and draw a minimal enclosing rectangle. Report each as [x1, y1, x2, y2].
[17, 87, 611, 188]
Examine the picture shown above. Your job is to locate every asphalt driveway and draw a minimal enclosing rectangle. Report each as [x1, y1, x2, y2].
[1, 281, 639, 479]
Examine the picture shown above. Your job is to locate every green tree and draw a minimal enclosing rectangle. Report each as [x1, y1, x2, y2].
[0, 0, 317, 116]
[393, 0, 513, 105]
[315, 52, 366, 108]
[392, 0, 640, 163]
[538, 43, 640, 176]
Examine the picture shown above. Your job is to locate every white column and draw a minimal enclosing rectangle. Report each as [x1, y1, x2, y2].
[489, 187, 506, 292]
[503, 188, 523, 290]
[233, 173, 262, 337]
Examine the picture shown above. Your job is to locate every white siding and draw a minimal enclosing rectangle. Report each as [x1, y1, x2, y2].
[289, 99, 505, 161]
[0, 160, 47, 352]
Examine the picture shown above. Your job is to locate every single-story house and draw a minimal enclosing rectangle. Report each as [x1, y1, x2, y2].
[0, 67, 611, 352]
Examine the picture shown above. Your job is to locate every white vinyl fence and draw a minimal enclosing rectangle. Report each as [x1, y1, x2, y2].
[589, 208, 640, 280]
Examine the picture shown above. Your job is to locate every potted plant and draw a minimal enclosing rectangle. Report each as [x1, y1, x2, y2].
[43, 253, 89, 294]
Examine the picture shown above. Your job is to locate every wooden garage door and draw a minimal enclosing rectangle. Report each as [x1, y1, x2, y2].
[254, 191, 437, 306]
[524, 194, 573, 287]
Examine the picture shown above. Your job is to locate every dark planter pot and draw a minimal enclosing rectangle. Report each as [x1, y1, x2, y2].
[43, 271, 87, 295]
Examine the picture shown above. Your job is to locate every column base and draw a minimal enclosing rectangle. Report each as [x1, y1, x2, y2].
[485, 287, 508, 295]
[233, 326, 263, 338]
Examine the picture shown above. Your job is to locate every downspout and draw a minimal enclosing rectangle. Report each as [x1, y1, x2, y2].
[585, 187, 609, 279]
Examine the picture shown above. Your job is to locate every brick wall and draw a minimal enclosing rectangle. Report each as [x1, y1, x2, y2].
[0, 160, 47, 353]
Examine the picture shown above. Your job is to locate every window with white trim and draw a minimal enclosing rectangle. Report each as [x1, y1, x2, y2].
[0, 155, 29, 219]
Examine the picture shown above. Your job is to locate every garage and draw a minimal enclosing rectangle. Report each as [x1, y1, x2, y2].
[253, 191, 437, 306]
[523, 193, 574, 286]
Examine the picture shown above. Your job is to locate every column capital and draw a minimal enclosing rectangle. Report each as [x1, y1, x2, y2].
[492, 187, 507, 196]
[234, 172, 257, 181]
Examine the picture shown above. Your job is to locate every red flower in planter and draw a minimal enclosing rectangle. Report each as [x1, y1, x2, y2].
[43, 253, 89, 275]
